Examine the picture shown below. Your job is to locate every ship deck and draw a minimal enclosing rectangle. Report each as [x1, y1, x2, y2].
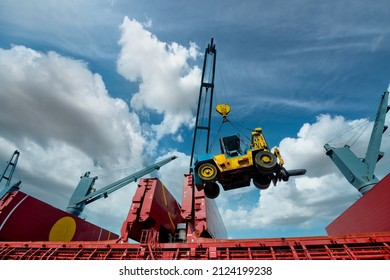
[1, 231, 389, 260]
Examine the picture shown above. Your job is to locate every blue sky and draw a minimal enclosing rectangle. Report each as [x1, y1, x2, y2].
[0, 0, 389, 240]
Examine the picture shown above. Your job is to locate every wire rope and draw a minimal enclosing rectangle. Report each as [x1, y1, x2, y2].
[326, 99, 378, 148]
[88, 161, 145, 179]
[208, 120, 226, 152]
[216, 54, 230, 106]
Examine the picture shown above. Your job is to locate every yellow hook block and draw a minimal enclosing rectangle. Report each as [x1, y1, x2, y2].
[216, 104, 231, 122]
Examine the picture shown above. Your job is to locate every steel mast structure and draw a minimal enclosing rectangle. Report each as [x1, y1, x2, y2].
[189, 38, 216, 172]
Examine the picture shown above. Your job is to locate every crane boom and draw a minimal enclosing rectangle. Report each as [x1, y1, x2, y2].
[324, 91, 389, 194]
[189, 38, 216, 172]
[66, 155, 177, 216]
[365, 91, 389, 175]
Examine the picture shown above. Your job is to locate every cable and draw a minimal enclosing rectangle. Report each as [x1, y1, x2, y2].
[89, 161, 145, 179]
[208, 120, 226, 152]
[326, 103, 377, 148]
[208, 117, 255, 152]
[347, 120, 371, 147]
[216, 54, 230, 106]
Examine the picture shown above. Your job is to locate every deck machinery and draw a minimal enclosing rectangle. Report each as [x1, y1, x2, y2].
[1, 40, 390, 260]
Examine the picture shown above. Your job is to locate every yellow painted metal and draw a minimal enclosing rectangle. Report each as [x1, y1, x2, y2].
[214, 153, 254, 172]
[273, 148, 284, 166]
[260, 153, 272, 163]
[211, 127, 284, 175]
[198, 163, 217, 179]
[215, 104, 231, 117]
[251, 128, 268, 150]
[161, 184, 176, 231]
[49, 216, 76, 241]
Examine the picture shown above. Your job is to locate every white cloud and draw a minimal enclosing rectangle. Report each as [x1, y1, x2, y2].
[0, 45, 148, 233]
[117, 17, 201, 140]
[219, 173, 359, 233]
[0, 46, 146, 165]
[279, 114, 372, 176]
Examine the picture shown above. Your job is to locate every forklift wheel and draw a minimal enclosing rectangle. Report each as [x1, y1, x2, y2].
[255, 151, 277, 174]
[253, 175, 271, 190]
[198, 163, 217, 181]
[204, 182, 220, 199]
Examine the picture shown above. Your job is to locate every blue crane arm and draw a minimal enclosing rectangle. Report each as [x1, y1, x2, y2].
[66, 155, 177, 216]
[365, 91, 389, 176]
[0, 150, 21, 198]
[324, 91, 389, 195]
[324, 143, 379, 194]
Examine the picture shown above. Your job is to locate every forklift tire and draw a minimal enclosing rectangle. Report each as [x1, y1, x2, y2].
[198, 163, 218, 181]
[255, 151, 277, 174]
[253, 175, 271, 190]
[204, 182, 220, 199]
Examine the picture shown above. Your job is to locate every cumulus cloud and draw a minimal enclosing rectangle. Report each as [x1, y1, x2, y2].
[0, 45, 149, 232]
[0, 46, 146, 165]
[117, 17, 201, 140]
[220, 173, 359, 231]
[279, 114, 373, 176]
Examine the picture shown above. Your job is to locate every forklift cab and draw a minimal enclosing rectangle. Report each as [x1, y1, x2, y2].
[219, 135, 243, 157]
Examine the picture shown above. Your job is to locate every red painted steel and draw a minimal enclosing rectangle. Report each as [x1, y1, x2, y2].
[327, 173, 390, 235]
[0, 191, 118, 241]
[120, 178, 184, 243]
[1, 231, 389, 260]
[181, 174, 227, 240]
[120, 175, 226, 243]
